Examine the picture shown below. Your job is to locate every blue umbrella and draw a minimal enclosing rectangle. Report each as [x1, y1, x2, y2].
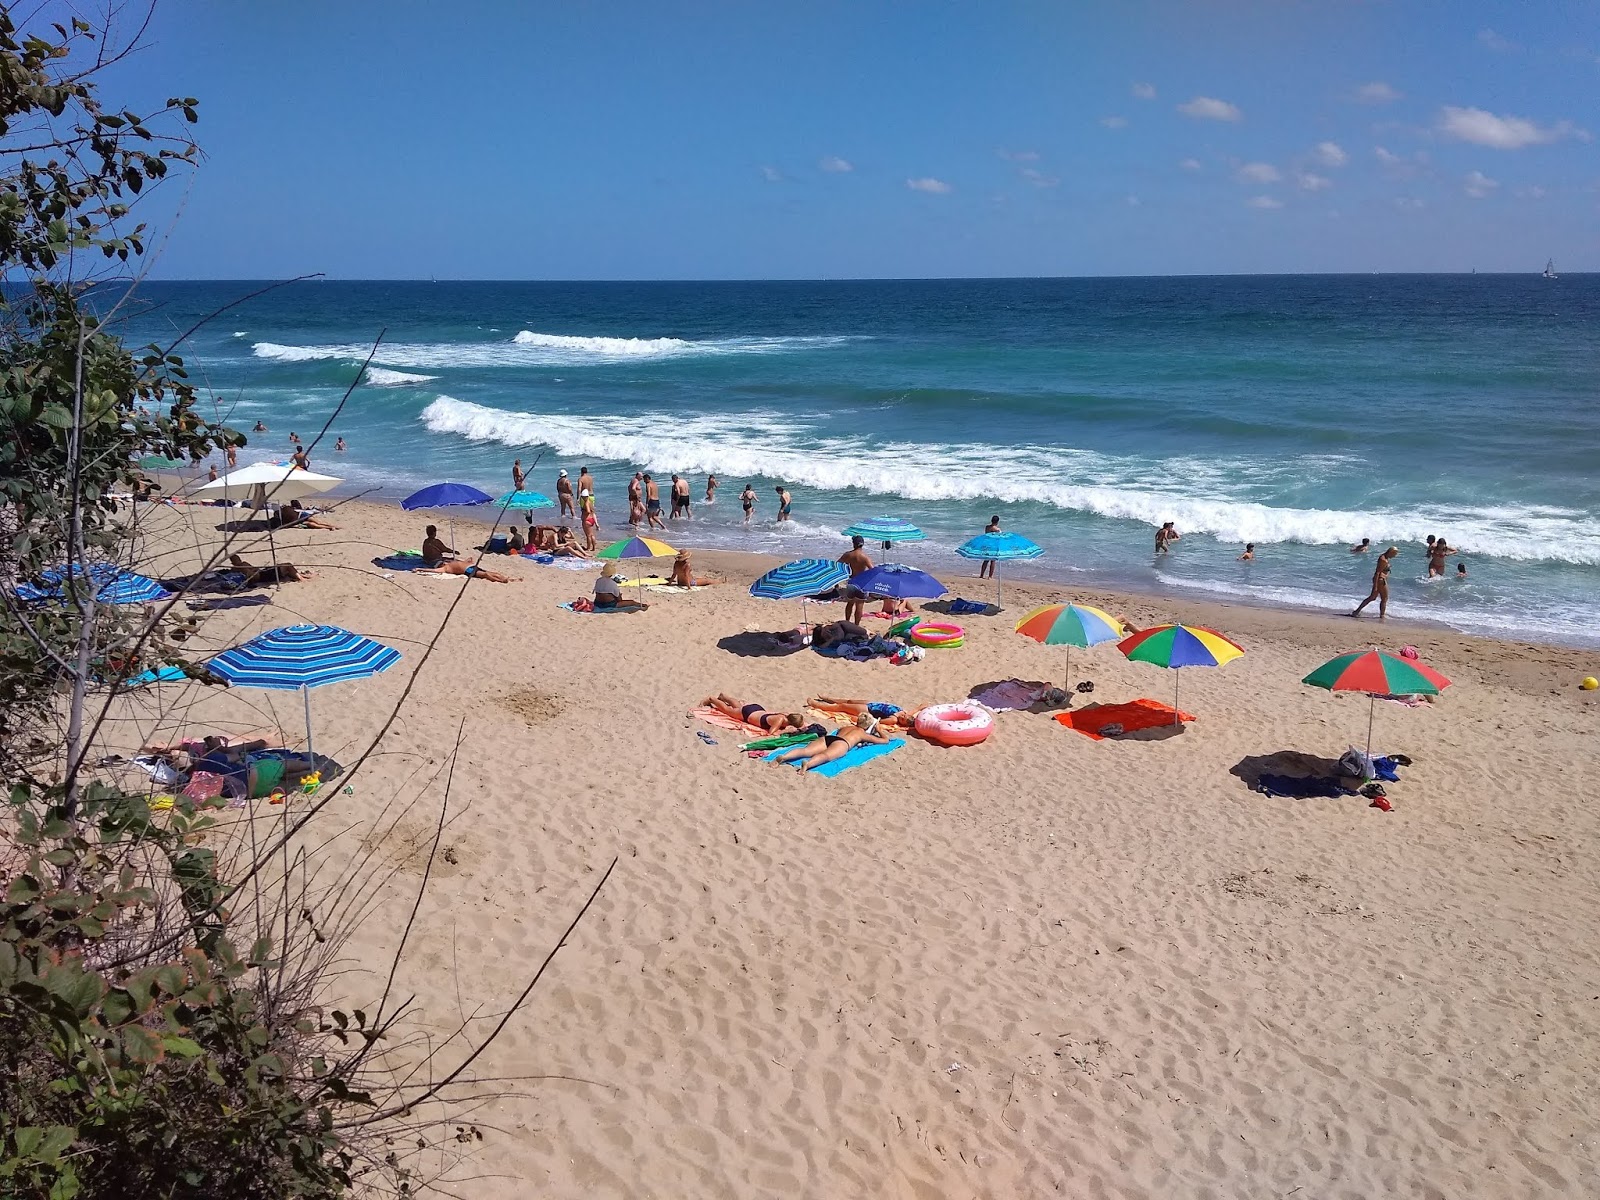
[750, 558, 851, 625]
[849, 563, 947, 601]
[494, 490, 555, 511]
[955, 532, 1044, 609]
[208, 624, 400, 761]
[841, 516, 926, 552]
[401, 482, 494, 548]
[15, 563, 171, 606]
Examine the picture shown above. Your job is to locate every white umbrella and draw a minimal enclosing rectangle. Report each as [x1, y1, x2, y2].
[194, 462, 342, 509]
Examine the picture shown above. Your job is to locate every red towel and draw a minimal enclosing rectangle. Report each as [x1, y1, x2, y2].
[1054, 699, 1196, 740]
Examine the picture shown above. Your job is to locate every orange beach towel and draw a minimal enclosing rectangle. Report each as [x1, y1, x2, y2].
[1054, 698, 1196, 740]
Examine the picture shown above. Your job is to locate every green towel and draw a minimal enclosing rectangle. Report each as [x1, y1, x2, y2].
[741, 733, 818, 751]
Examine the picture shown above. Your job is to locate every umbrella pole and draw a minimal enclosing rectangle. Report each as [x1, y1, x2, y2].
[1065, 644, 1072, 691]
[302, 684, 315, 763]
[995, 562, 1003, 610]
[636, 562, 644, 603]
[1366, 694, 1376, 764]
[1173, 669, 1180, 725]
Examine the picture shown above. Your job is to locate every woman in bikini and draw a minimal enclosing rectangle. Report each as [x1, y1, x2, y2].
[414, 560, 519, 583]
[1352, 546, 1399, 619]
[768, 713, 896, 772]
[701, 694, 808, 733]
[806, 696, 925, 730]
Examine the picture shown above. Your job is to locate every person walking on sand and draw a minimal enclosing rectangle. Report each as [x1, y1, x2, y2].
[556, 469, 574, 517]
[644, 474, 666, 530]
[1352, 546, 1399, 620]
[979, 515, 1000, 579]
[741, 483, 757, 524]
[839, 535, 873, 624]
[512, 458, 526, 494]
[705, 473, 718, 504]
[775, 486, 792, 521]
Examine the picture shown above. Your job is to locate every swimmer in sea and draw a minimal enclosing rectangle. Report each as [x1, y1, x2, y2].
[1350, 538, 1371, 554]
[1456, 562, 1467, 580]
[1352, 546, 1399, 620]
[1238, 543, 1255, 561]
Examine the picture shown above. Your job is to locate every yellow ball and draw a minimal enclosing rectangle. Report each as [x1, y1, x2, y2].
[1582, 677, 1600, 691]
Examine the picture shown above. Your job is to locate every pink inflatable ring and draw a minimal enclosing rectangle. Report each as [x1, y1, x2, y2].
[914, 702, 994, 747]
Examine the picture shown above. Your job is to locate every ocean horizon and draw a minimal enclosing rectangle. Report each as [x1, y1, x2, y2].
[108, 275, 1600, 647]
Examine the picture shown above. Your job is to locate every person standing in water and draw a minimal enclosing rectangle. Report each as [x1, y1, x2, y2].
[1427, 536, 1453, 578]
[644, 474, 666, 530]
[512, 458, 526, 494]
[705, 474, 718, 504]
[979, 515, 1000, 579]
[1238, 543, 1255, 561]
[741, 483, 757, 524]
[1155, 521, 1180, 554]
[578, 466, 595, 503]
[775, 486, 792, 521]
[1352, 546, 1399, 620]
[1350, 538, 1371, 554]
[556, 469, 574, 518]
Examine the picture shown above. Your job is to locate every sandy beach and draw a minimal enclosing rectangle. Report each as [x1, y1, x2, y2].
[121, 494, 1600, 1198]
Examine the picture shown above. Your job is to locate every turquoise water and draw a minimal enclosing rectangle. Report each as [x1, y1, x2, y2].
[115, 277, 1600, 645]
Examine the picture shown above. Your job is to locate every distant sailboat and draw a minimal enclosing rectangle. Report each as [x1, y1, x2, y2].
[1543, 259, 1558, 279]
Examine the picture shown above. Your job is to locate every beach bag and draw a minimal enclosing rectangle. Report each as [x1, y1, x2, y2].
[1338, 747, 1374, 780]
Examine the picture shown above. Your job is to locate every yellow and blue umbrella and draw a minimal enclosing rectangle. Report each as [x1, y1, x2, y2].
[1014, 603, 1125, 688]
[596, 535, 676, 599]
[1118, 623, 1244, 724]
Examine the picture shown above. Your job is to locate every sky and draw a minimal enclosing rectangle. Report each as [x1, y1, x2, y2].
[40, 0, 1600, 278]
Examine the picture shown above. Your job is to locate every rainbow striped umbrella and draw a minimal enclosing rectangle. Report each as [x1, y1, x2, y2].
[1014, 603, 1125, 688]
[596, 535, 676, 598]
[1303, 649, 1451, 760]
[1118, 623, 1244, 724]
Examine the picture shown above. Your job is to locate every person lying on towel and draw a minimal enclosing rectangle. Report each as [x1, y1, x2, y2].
[701, 694, 816, 734]
[808, 696, 926, 730]
[768, 713, 895, 773]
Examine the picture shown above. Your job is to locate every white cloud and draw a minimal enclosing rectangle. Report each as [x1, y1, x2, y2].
[1478, 28, 1517, 52]
[906, 177, 952, 194]
[759, 165, 785, 183]
[1132, 82, 1157, 100]
[1178, 96, 1242, 122]
[1179, 157, 1203, 171]
[1020, 167, 1060, 188]
[1237, 162, 1281, 183]
[1514, 184, 1547, 199]
[1246, 195, 1283, 209]
[1100, 115, 1128, 130]
[1314, 141, 1348, 167]
[1353, 81, 1402, 105]
[1393, 195, 1425, 210]
[1375, 145, 1402, 166]
[1438, 106, 1588, 149]
[1296, 171, 1332, 192]
[997, 148, 1039, 162]
[1463, 169, 1500, 198]
[818, 155, 853, 173]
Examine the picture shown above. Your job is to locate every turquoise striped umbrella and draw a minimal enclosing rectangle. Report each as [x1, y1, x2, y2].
[751, 558, 851, 625]
[208, 624, 400, 760]
[495, 489, 555, 511]
[841, 516, 926, 552]
[955, 532, 1043, 608]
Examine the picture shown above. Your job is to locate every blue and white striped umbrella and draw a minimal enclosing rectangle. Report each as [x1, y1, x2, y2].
[15, 563, 171, 605]
[841, 516, 926, 550]
[954, 532, 1044, 609]
[751, 558, 851, 626]
[494, 490, 556, 510]
[208, 625, 399, 762]
[208, 624, 400, 691]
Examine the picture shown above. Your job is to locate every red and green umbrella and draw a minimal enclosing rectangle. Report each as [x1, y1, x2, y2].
[1118, 623, 1245, 724]
[1303, 649, 1451, 759]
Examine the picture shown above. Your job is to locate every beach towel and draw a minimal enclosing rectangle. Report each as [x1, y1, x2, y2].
[558, 600, 645, 614]
[741, 732, 820, 751]
[946, 597, 991, 615]
[766, 738, 905, 777]
[692, 706, 765, 734]
[970, 679, 1054, 711]
[127, 665, 189, 687]
[1254, 774, 1351, 799]
[373, 554, 428, 571]
[522, 554, 593, 571]
[814, 635, 902, 661]
[184, 594, 272, 611]
[1054, 699, 1195, 740]
[1376, 693, 1428, 707]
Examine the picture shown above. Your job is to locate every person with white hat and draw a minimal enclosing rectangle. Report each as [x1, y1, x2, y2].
[556, 468, 574, 517]
[580, 487, 598, 551]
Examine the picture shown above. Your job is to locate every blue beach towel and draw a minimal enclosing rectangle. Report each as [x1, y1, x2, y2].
[1254, 774, 1351, 799]
[765, 737, 905, 777]
[373, 554, 427, 571]
[126, 665, 188, 687]
[947, 597, 991, 615]
[557, 601, 645, 614]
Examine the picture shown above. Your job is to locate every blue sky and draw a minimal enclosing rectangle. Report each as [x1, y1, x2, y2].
[70, 0, 1600, 278]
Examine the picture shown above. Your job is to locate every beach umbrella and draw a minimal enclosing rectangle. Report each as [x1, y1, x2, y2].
[750, 558, 851, 626]
[14, 563, 172, 606]
[955, 532, 1043, 609]
[1118, 623, 1244, 725]
[137, 455, 185, 470]
[194, 462, 342, 509]
[1014, 603, 1125, 689]
[207, 624, 400, 762]
[596, 535, 676, 600]
[842, 517, 926, 553]
[1302, 649, 1451, 762]
[494, 489, 555, 514]
[401, 482, 493, 547]
[850, 563, 947, 601]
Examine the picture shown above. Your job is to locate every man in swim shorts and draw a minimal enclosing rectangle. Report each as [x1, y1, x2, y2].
[644, 474, 666, 530]
[1352, 546, 1399, 619]
[775, 486, 792, 521]
[556, 469, 574, 517]
[414, 560, 519, 583]
[839, 535, 873, 623]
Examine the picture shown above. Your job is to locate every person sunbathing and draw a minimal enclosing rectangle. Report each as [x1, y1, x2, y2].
[666, 549, 714, 588]
[551, 526, 594, 558]
[701, 693, 808, 733]
[142, 731, 281, 757]
[768, 713, 896, 772]
[227, 554, 313, 584]
[275, 500, 337, 530]
[807, 696, 925, 730]
[414, 560, 519, 583]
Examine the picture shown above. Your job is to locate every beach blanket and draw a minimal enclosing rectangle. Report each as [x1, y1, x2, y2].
[1376, 693, 1428, 707]
[185, 594, 272, 611]
[765, 738, 905, 777]
[691, 706, 765, 734]
[970, 679, 1054, 711]
[1055, 699, 1195, 739]
[814, 635, 903, 662]
[558, 600, 645, 614]
[373, 554, 427, 571]
[1254, 774, 1351, 799]
[127, 665, 189, 687]
[946, 597, 992, 615]
[520, 553, 594, 571]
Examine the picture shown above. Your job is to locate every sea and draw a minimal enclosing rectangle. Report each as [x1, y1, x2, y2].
[110, 276, 1600, 647]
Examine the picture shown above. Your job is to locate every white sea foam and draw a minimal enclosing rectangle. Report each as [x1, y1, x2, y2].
[252, 330, 856, 370]
[363, 367, 438, 387]
[232, 331, 248, 337]
[418, 395, 1600, 566]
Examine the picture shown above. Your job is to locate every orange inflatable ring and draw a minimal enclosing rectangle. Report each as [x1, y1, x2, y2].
[914, 702, 994, 746]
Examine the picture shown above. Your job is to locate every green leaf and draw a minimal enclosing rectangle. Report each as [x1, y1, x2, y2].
[120, 1024, 164, 1064]
[152, 964, 186, 995]
[100, 989, 134, 1028]
[163, 1035, 203, 1058]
